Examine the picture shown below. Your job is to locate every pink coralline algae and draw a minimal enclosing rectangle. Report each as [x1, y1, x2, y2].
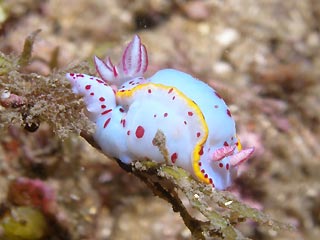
[66, 35, 254, 190]
[8, 177, 56, 214]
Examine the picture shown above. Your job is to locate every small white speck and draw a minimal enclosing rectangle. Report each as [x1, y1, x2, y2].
[213, 61, 232, 75]
[88, 207, 97, 215]
[224, 200, 233, 206]
[1, 90, 10, 100]
[268, 229, 278, 237]
[198, 23, 210, 35]
[215, 28, 239, 47]
[70, 194, 80, 201]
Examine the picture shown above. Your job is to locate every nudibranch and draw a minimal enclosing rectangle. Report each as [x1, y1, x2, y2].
[66, 35, 254, 190]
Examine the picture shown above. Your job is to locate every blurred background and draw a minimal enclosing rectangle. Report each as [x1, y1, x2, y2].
[0, 0, 320, 239]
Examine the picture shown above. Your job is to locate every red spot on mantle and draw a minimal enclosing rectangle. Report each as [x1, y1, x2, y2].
[135, 126, 145, 139]
[85, 85, 91, 90]
[188, 111, 193, 116]
[120, 119, 126, 128]
[198, 146, 204, 155]
[99, 97, 105, 102]
[227, 109, 232, 117]
[101, 109, 112, 115]
[103, 118, 111, 128]
[171, 153, 178, 163]
[226, 163, 230, 170]
[215, 92, 222, 99]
